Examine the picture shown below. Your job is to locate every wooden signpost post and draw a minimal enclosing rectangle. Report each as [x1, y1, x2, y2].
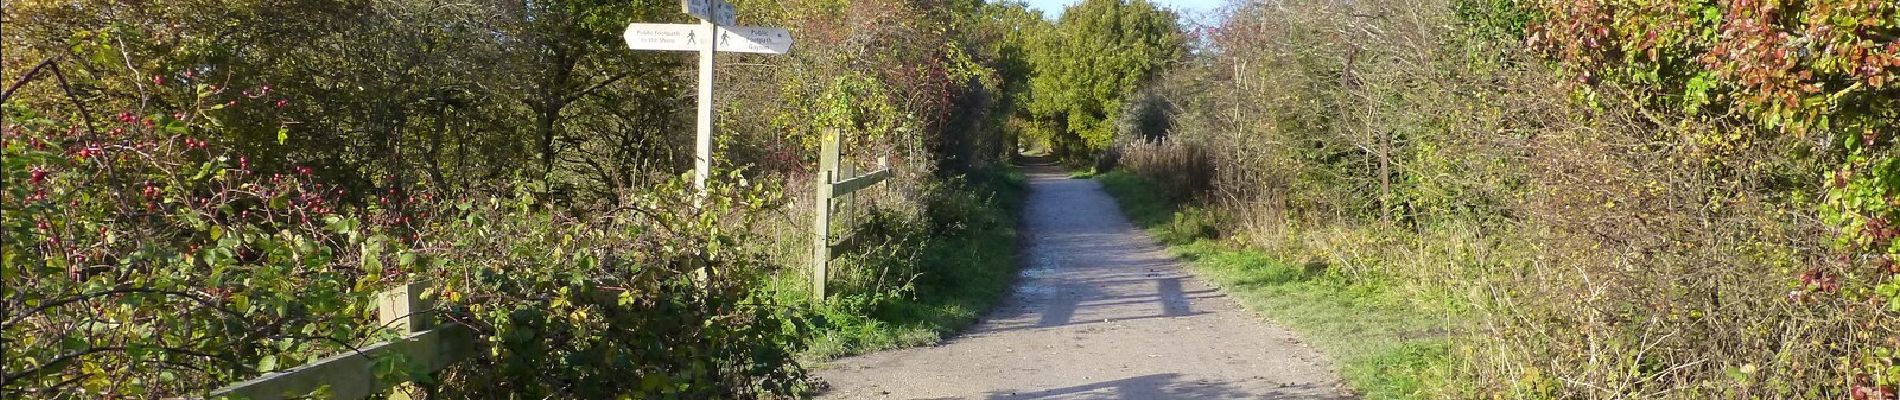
[625, 0, 793, 194]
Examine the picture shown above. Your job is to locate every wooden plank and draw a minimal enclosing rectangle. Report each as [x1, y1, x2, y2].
[832, 168, 890, 197]
[828, 230, 870, 255]
[211, 284, 469, 400]
[208, 326, 473, 400]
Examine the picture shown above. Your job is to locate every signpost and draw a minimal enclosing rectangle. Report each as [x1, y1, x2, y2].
[626, 1, 794, 284]
[681, 0, 735, 26]
[623, 24, 793, 54]
[624, 0, 794, 194]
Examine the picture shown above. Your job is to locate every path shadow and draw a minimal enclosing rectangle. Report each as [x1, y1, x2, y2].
[1022, 275, 1211, 329]
[982, 373, 1348, 400]
[960, 173, 1227, 334]
[970, 253, 1222, 334]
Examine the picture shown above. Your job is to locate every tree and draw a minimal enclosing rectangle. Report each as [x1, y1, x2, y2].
[1023, 0, 1186, 157]
[968, 1, 1053, 158]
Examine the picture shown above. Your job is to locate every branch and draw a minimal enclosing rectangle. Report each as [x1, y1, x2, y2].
[49, 61, 105, 140]
[3, 287, 243, 328]
[0, 58, 58, 103]
[2, 346, 123, 384]
[3, 345, 230, 385]
[560, 71, 635, 105]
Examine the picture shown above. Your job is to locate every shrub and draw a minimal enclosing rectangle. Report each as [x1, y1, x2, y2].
[3, 79, 405, 397]
[1, 75, 809, 399]
[423, 173, 810, 398]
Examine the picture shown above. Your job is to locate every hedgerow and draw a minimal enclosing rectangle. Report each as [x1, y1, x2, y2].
[1118, 0, 1897, 397]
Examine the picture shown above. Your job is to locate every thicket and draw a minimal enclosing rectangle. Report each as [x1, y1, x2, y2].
[2, 0, 1033, 398]
[1114, 0, 1897, 397]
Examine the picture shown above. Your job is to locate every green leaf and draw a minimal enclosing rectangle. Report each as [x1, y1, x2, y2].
[257, 355, 278, 372]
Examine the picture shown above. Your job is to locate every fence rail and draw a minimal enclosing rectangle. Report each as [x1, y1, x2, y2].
[811, 128, 892, 299]
[209, 283, 470, 400]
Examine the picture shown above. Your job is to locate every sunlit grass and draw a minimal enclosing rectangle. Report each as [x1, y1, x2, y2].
[1098, 171, 1465, 399]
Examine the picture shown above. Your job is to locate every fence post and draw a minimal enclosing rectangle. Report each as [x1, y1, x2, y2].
[812, 129, 838, 300]
[378, 283, 431, 333]
[378, 283, 430, 400]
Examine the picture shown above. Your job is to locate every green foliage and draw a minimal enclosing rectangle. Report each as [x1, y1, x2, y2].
[806, 74, 907, 152]
[1020, 0, 1187, 158]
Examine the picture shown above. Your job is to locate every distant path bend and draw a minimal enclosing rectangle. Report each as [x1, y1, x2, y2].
[814, 165, 1352, 400]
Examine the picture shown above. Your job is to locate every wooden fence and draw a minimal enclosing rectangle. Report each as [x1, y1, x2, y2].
[810, 128, 892, 299]
[209, 129, 887, 397]
[208, 283, 470, 400]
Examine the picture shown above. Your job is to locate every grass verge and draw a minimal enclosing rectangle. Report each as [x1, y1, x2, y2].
[798, 167, 1027, 360]
[1097, 171, 1462, 399]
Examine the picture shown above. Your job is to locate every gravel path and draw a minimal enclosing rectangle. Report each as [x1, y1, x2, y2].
[813, 166, 1352, 399]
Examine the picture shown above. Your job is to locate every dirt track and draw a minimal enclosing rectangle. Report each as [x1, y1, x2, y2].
[813, 165, 1352, 399]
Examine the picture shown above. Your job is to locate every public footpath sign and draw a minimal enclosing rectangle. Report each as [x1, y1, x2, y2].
[623, 23, 701, 52]
[624, 0, 793, 194]
[623, 24, 793, 54]
[717, 26, 794, 54]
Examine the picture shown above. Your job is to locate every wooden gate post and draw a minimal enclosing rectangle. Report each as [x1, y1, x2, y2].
[378, 284, 430, 400]
[812, 129, 839, 300]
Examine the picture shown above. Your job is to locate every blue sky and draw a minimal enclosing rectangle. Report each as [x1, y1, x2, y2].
[1018, 0, 1230, 24]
